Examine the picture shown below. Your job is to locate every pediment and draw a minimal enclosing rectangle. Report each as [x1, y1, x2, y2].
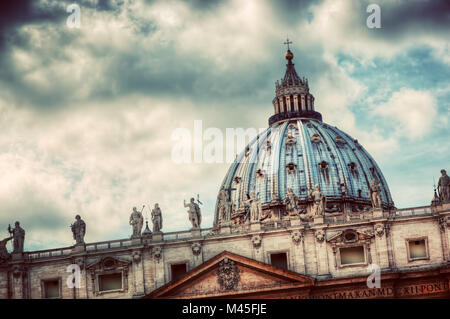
[146, 251, 315, 299]
[86, 256, 131, 272]
[326, 228, 374, 244]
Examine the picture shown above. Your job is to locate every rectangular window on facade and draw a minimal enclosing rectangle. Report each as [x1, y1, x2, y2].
[99, 273, 123, 292]
[340, 246, 365, 265]
[270, 252, 288, 270]
[42, 279, 60, 299]
[408, 239, 428, 260]
[171, 263, 187, 281]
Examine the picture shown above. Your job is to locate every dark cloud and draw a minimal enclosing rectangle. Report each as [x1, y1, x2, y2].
[380, 0, 450, 32]
[269, 0, 320, 24]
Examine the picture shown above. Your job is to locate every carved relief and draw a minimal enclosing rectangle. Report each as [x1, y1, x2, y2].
[438, 216, 449, 233]
[315, 230, 325, 242]
[217, 257, 240, 291]
[251, 234, 262, 248]
[153, 246, 162, 262]
[291, 230, 304, 245]
[131, 250, 141, 263]
[191, 242, 202, 256]
[374, 223, 385, 237]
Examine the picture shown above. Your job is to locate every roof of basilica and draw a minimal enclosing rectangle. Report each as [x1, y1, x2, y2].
[214, 46, 395, 227]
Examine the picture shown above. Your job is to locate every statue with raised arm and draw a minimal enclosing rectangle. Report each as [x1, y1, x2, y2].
[309, 185, 325, 216]
[129, 206, 144, 238]
[8, 221, 25, 253]
[71, 215, 86, 244]
[0, 237, 12, 263]
[184, 198, 202, 228]
[370, 178, 382, 208]
[438, 169, 450, 202]
[151, 203, 163, 233]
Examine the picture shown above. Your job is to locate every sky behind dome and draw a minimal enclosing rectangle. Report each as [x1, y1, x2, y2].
[0, 0, 449, 250]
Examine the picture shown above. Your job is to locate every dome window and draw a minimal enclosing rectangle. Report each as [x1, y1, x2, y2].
[311, 134, 321, 144]
[256, 169, 265, 178]
[348, 162, 358, 177]
[336, 136, 346, 147]
[285, 136, 296, 149]
[319, 161, 328, 169]
[286, 162, 297, 174]
[234, 177, 242, 184]
[319, 161, 330, 183]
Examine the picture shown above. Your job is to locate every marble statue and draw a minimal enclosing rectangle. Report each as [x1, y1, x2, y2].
[0, 237, 12, 262]
[246, 191, 262, 222]
[129, 206, 144, 238]
[370, 178, 382, 208]
[284, 188, 298, 216]
[184, 198, 202, 228]
[8, 222, 25, 253]
[438, 169, 450, 202]
[151, 203, 163, 233]
[309, 185, 325, 216]
[71, 215, 86, 244]
[217, 186, 233, 222]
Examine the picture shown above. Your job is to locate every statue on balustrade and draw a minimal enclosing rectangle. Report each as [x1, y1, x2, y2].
[8, 221, 25, 253]
[438, 169, 450, 202]
[71, 214, 86, 244]
[151, 203, 163, 233]
[217, 186, 234, 222]
[309, 185, 325, 216]
[370, 178, 382, 208]
[129, 206, 144, 238]
[284, 188, 299, 216]
[0, 237, 12, 263]
[246, 191, 262, 222]
[184, 198, 202, 229]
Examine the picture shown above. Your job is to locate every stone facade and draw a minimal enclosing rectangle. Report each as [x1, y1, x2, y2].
[0, 203, 449, 299]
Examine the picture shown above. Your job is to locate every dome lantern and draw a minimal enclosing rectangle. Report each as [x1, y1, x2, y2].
[269, 40, 322, 126]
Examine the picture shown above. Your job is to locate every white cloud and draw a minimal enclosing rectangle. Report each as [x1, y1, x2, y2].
[372, 88, 437, 139]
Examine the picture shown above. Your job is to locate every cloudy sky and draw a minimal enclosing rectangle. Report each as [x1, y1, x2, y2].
[0, 0, 448, 251]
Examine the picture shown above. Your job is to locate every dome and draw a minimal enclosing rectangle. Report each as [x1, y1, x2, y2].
[214, 45, 395, 227]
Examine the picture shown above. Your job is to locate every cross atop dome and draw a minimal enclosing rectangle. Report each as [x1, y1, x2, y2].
[284, 38, 292, 50]
[284, 38, 294, 60]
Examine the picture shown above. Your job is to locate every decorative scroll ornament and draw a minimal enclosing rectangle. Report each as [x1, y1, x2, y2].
[153, 246, 162, 262]
[315, 229, 325, 242]
[291, 230, 304, 245]
[191, 242, 202, 256]
[251, 234, 262, 248]
[374, 223, 385, 237]
[217, 257, 240, 291]
[132, 250, 141, 263]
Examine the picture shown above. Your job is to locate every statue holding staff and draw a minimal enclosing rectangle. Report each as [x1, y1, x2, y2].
[8, 221, 25, 253]
[184, 198, 202, 228]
